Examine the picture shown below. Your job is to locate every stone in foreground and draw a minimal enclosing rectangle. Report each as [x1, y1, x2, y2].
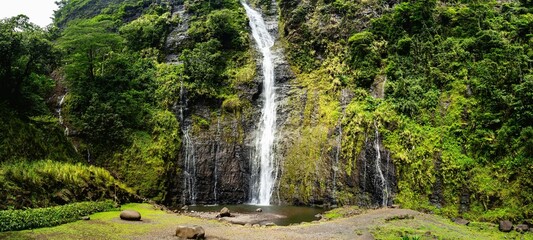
[175, 225, 205, 239]
[218, 207, 231, 217]
[453, 218, 470, 226]
[515, 224, 529, 232]
[499, 220, 513, 232]
[120, 210, 141, 221]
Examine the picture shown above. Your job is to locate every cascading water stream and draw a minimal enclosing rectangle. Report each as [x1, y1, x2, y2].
[242, 1, 277, 205]
[333, 114, 344, 201]
[373, 120, 389, 207]
[182, 128, 197, 204]
[57, 94, 69, 135]
[213, 116, 221, 203]
[179, 79, 197, 205]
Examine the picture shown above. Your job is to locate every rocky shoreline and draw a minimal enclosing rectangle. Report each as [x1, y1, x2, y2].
[185, 210, 285, 226]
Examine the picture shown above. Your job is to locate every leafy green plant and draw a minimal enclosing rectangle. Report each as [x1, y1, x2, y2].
[0, 201, 117, 232]
[401, 236, 420, 240]
[0, 160, 135, 210]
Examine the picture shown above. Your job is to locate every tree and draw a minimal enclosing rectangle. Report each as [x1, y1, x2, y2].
[119, 13, 170, 51]
[0, 15, 56, 115]
[181, 39, 223, 97]
[188, 9, 248, 50]
[58, 18, 122, 85]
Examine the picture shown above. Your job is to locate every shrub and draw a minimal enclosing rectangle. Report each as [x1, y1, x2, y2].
[0, 201, 117, 232]
[0, 160, 136, 210]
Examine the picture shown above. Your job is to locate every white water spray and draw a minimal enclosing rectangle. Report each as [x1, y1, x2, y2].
[243, 1, 277, 205]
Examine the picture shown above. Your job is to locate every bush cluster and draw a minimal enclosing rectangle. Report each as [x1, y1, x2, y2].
[0, 201, 116, 232]
[0, 160, 135, 210]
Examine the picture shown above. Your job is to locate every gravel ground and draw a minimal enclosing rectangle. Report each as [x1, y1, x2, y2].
[130, 208, 422, 240]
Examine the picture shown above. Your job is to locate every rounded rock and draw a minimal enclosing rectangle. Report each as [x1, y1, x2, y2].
[219, 207, 231, 217]
[499, 220, 513, 232]
[515, 224, 529, 232]
[120, 210, 141, 221]
[175, 225, 205, 239]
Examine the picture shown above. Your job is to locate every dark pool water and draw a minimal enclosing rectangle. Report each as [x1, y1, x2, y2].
[188, 204, 324, 226]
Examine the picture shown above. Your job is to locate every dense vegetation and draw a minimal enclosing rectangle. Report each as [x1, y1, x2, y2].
[278, 0, 533, 222]
[1, 0, 532, 227]
[0, 160, 135, 210]
[0, 200, 116, 232]
[0, 0, 253, 208]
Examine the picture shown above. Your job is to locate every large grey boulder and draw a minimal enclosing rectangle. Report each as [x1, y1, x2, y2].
[120, 210, 141, 221]
[499, 220, 513, 232]
[175, 225, 205, 239]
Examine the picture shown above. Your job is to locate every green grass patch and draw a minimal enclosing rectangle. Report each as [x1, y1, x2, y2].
[324, 206, 362, 220]
[371, 214, 533, 240]
[0, 203, 210, 240]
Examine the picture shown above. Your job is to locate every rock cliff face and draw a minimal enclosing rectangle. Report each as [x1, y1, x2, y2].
[163, 0, 294, 205]
[272, 0, 398, 207]
[163, 0, 397, 207]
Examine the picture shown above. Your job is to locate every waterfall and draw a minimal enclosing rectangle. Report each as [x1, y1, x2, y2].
[57, 93, 69, 135]
[373, 120, 389, 207]
[179, 79, 197, 205]
[332, 117, 342, 201]
[213, 116, 221, 203]
[182, 128, 197, 204]
[243, 1, 277, 205]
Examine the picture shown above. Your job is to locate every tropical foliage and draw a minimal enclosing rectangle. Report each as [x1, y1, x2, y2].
[0, 201, 116, 232]
[1, 0, 532, 226]
[278, 0, 533, 222]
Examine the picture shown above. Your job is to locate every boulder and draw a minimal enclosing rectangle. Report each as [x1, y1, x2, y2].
[256, 208, 263, 212]
[499, 220, 513, 232]
[79, 216, 90, 221]
[181, 205, 189, 211]
[175, 225, 205, 239]
[515, 224, 529, 232]
[120, 210, 141, 221]
[453, 218, 470, 226]
[219, 207, 231, 217]
[263, 222, 276, 227]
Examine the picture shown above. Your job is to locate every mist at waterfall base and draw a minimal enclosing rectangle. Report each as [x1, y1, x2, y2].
[188, 205, 324, 226]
